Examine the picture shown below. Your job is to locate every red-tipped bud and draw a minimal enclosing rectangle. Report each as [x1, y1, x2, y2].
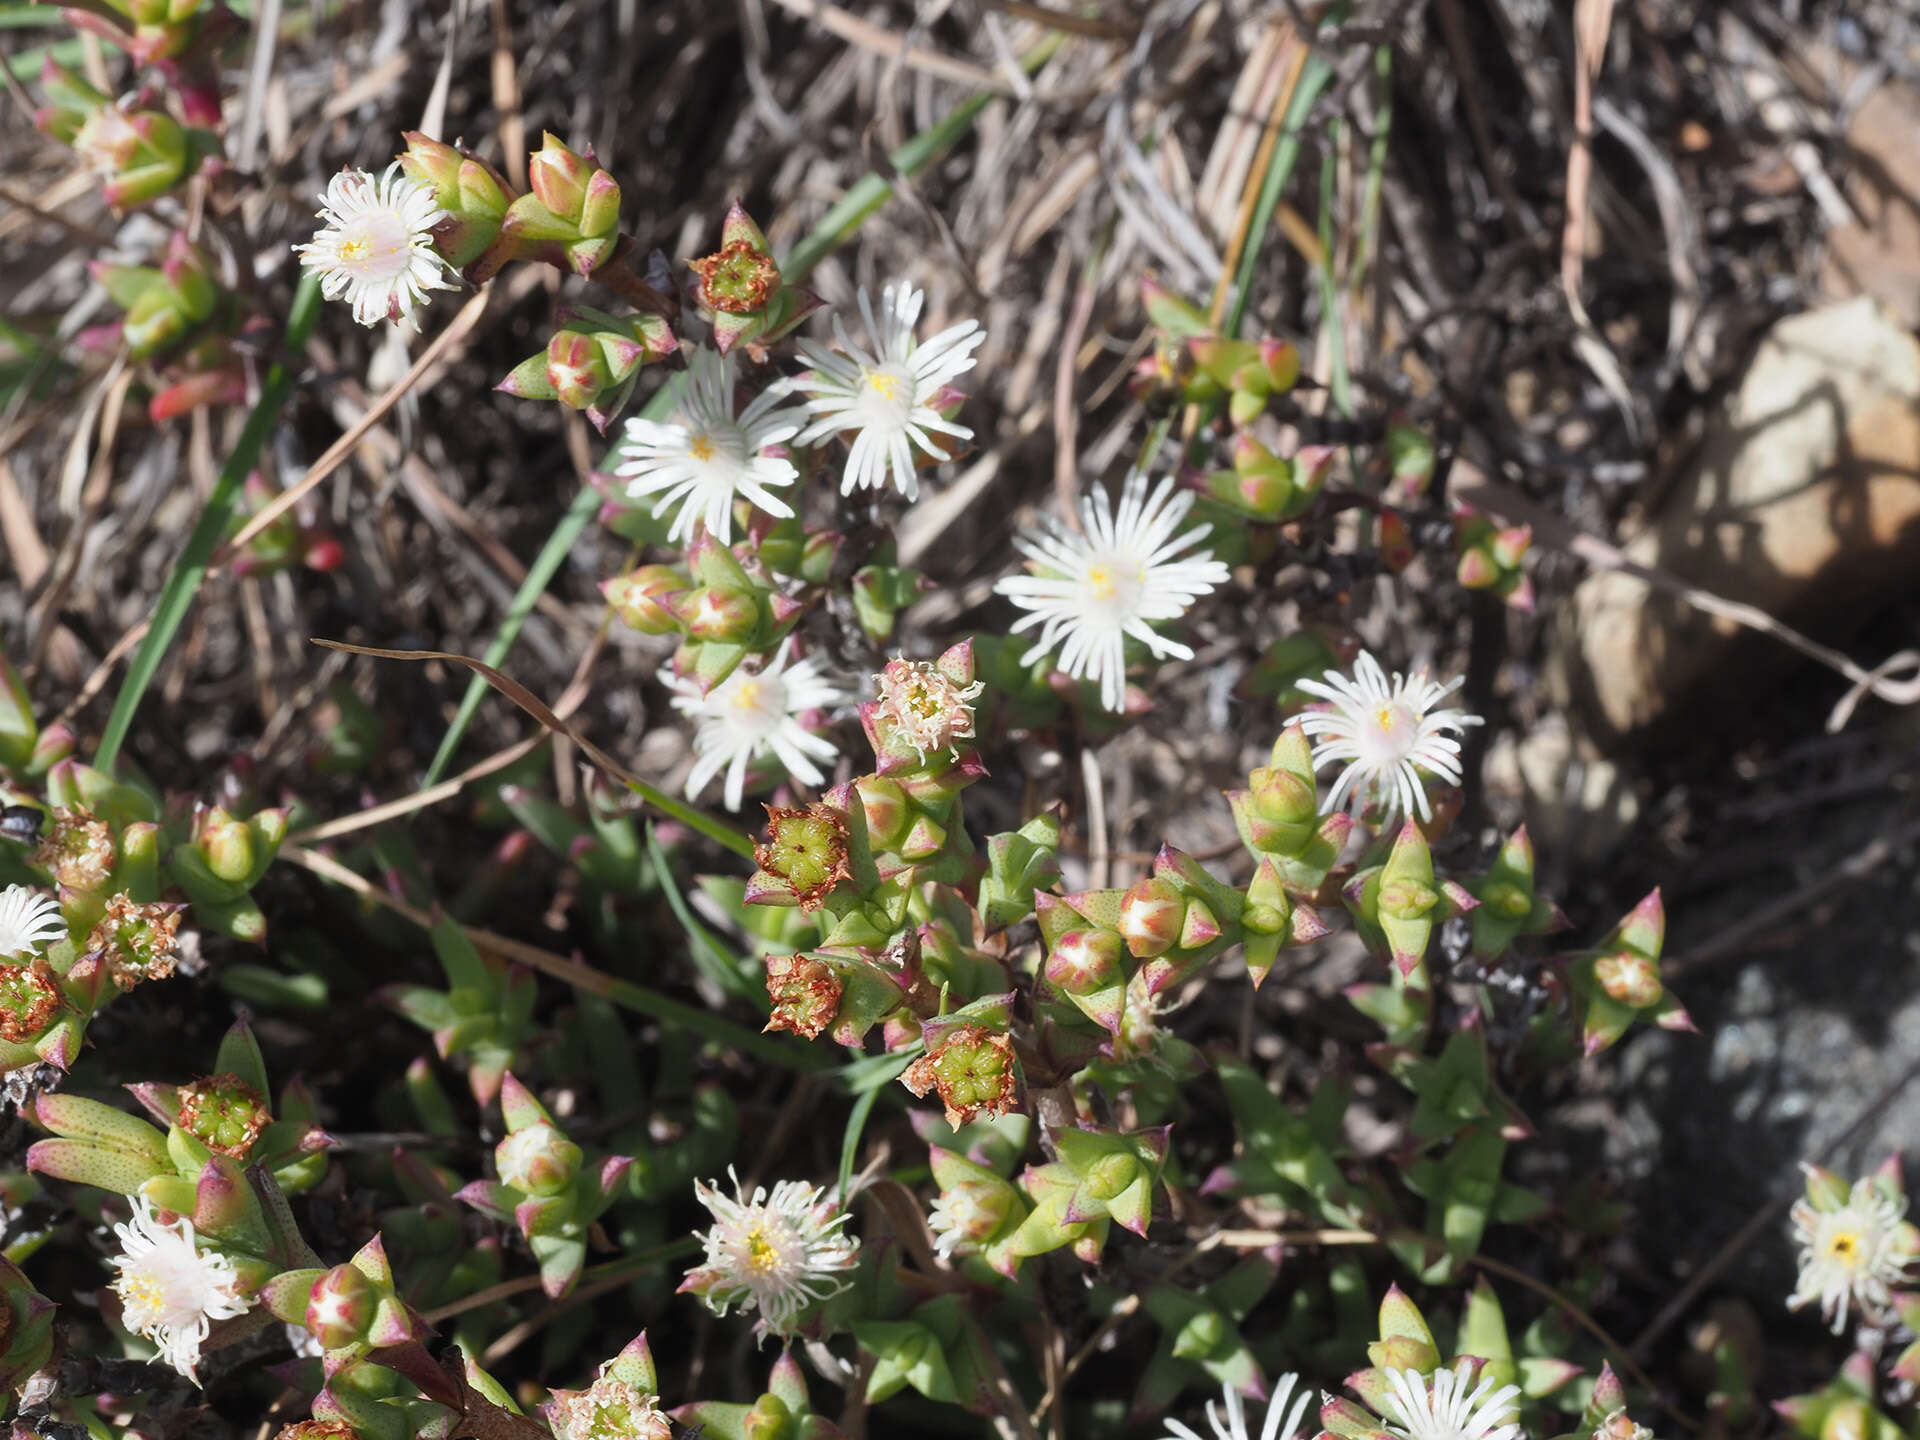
[1118, 877, 1184, 959]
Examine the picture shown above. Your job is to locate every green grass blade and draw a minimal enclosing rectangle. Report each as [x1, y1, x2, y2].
[96, 272, 321, 771]
[1223, 46, 1336, 340]
[645, 820, 756, 1003]
[839, 1052, 913, 1195]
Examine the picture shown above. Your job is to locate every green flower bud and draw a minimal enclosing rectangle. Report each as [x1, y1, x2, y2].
[1118, 877, 1184, 959]
[603, 565, 683, 635]
[495, 1121, 582, 1196]
[305, 1262, 380, 1350]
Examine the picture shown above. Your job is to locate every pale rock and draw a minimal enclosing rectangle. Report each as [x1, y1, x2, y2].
[1565, 296, 1920, 746]
[1483, 718, 1639, 864]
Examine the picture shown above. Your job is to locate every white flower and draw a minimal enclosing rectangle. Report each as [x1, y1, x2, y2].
[995, 471, 1230, 712]
[927, 1185, 995, 1261]
[684, 1166, 859, 1335]
[1294, 651, 1480, 824]
[615, 348, 806, 544]
[295, 164, 453, 327]
[1163, 1372, 1311, 1440]
[788, 282, 984, 500]
[107, 1197, 253, 1379]
[0, 885, 64, 959]
[1379, 1366, 1522, 1440]
[1789, 1172, 1913, 1333]
[665, 642, 844, 812]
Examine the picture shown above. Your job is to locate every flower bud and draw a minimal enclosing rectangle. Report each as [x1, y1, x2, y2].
[177, 1072, 272, 1159]
[750, 804, 852, 912]
[545, 330, 618, 411]
[1118, 877, 1184, 959]
[1044, 929, 1122, 995]
[1081, 1150, 1141, 1202]
[901, 1024, 1019, 1127]
[495, 1121, 582, 1196]
[33, 59, 108, 145]
[197, 813, 255, 883]
[398, 131, 509, 268]
[499, 134, 621, 275]
[1378, 878, 1438, 921]
[854, 775, 911, 850]
[672, 586, 758, 644]
[763, 953, 841, 1041]
[797, 528, 842, 585]
[1260, 338, 1301, 392]
[1249, 763, 1316, 830]
[305, 1263, 378, 1350]
[602, 565, 682, 635]
[1593, 950, 1663, 1009]
[528, 134, 595, 220]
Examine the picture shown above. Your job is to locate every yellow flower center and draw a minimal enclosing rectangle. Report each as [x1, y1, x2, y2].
[1375, 705, 1398, 732]
[338, 236, 372, 262]
[1087, 565, 1116, 601]
[745, 1225, 784, 1272]
[121, 1273, 164, 1313]
[688, 433, 716, 462]
[731, 680, 765, 712]
[1825, 1229, 1863, 1267]
[865, 370, 903, 402]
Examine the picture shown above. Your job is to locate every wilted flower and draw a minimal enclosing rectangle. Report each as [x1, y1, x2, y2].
[789, 282, 984, 499]
[295, 165, 454, 326]
[927, 1181, 1004, 1262]
[87, 893, 183, 989]
[873, 656, 982, 765]
[763, 953, 842, 1041]
[683, 1167, 859, 1335]
[0, 885, 64, 958]
[33, 808, 114, 892]
[664, 642, 844, 812]
[1294, 651, 1480, 823]
[1789, 1168, 1914, 1333]
[1163, 1371, 1310, 1440]
[547, 1368, 671, 1440]
[176, 1073, 271, 1159]
[615, 347, 806, 544]
[107, 1196, 253, 1379]
[995, 471, 1229, 712]
[1378, 1366, 1522, 1440]
[0, 961, 62, 1043]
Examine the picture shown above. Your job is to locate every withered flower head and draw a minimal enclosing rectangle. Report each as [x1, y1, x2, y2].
[0, 961, 61, 1043]
[88, 894, 183, 991]
[177, 1072, 272, 1159]
[32, 808, 115, 893]
[689, 239, 780, 316]
[901, 1024, 1019, 1126]
[752, 803, 852, 912]
[763, 953, 842, 1041]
